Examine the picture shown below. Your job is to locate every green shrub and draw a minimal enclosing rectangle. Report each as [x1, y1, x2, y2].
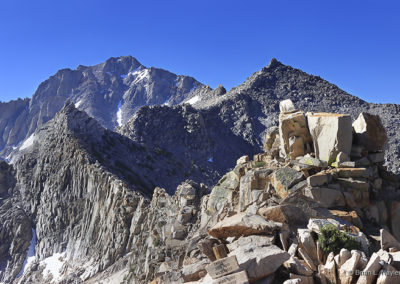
[318, 224, 361, 255]
[253, 161, 266, 168]
[153, 236, 161, 247]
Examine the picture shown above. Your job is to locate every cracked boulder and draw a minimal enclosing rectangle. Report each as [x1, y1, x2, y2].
[229, 243, 290, 282]
[307, 112, 352, 165]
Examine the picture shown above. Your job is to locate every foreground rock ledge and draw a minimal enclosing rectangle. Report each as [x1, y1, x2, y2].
[208, 213, 282, 239]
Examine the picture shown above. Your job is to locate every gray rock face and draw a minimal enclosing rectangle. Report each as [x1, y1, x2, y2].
[0, 56, 201, 159]
[0, 201, 33, 283]
[0, 98, 30, 154]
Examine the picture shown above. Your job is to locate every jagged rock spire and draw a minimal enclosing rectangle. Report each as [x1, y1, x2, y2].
[267, 57, 283, 68]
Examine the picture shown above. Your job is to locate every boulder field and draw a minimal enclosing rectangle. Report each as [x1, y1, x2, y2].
[149, 100, 400, 284]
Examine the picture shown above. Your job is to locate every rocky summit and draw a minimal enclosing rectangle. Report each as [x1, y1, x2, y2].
[1, 57, 400, 284]
[137, 99, 400, 284]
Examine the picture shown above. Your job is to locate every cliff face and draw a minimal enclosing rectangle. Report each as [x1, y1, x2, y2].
[0, 98, 30, 152]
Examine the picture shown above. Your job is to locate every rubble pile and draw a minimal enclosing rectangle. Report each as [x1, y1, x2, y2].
[148, 100, 400, 284]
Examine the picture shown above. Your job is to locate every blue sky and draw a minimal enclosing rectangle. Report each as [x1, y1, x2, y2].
[0, 0, 399, 103]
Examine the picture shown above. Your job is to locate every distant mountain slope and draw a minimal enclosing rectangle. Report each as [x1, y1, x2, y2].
[0, 56, 201, 158]
[1, 56, 399, 174]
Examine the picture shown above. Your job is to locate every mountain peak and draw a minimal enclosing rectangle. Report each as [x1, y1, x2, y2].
[267, 57, 283, 69]
[105, 55, 143, 67]
[214, 84, 227, 96]
[51, 99, 107, 140]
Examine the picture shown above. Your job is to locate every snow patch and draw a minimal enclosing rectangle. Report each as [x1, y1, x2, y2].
[20, 134, 35, 150]
[41, 252, 66, 282]
[116, 100, 123, 126]
[16, 229, 37, 280]
[75, 100, 83, 108]
[119, 68, 140, 80]
[132, 69, 150, 84]
[208, 157, 214, 163]
[187, 95, 200, 105]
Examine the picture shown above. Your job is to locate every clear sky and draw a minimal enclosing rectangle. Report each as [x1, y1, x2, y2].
[0, 0, 399, 103]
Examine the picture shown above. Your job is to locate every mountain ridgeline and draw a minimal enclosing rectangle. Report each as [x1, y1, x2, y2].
[0, 56, 400, 283]
[0, 56, 201, 159]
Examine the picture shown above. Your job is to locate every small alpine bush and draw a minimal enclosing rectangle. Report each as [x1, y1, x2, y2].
[318, 224, 361, 255]
[253, 161, 266, 168]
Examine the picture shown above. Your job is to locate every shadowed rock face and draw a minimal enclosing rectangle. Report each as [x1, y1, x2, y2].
[118, 104, 256, 184]
[0, 56, 202, 158]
